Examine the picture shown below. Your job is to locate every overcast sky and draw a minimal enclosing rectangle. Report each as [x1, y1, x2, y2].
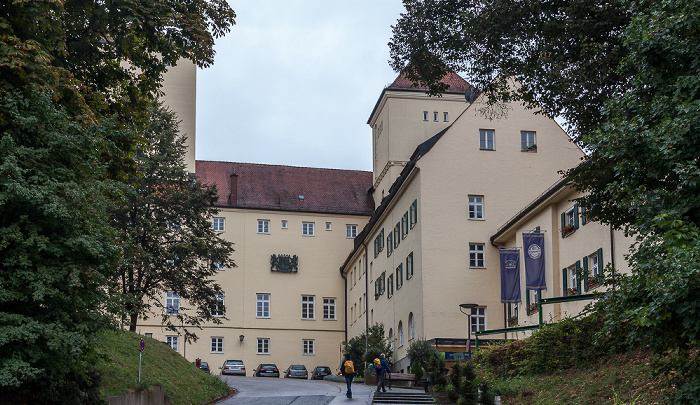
[195, 0, 407, 172]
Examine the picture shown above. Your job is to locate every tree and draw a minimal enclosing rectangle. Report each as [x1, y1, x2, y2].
[406, 338, 445, 385]
[109, 102, 235, 340]
[0, 87, 120, 402]
[344, 323, 393, 375]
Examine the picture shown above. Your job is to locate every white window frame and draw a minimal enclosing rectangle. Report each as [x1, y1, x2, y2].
[396, 263, 403, 289]
[589, 252, 600, 277]
[566, 207, 576, 227]
[256, 293, 270, 318]
[389, 329, 394, 351]
[211, 337, 224, 353]
[211, 294, 224, 317]
[323, 297, 336, 320]
[302, 222, 315, 236]
[301, 295, 315, 320]
[479, 129, 495, 150]
[346, 224, 358, 238]
[257, 219, 270, 234]
[468, 195, 484, 220]
[443, 112, 449, 122]
[212, 217, 225, 232]
[469, 243, 485, 268]
[399, 321, 404, 347]
[257, 338, 270, 354]
[166, 291, 179, 315]
[281, 220, 288, 229]
[433, 111, 438, 122]
[325, 222, 332, 231]
[409, 313, 415, 340]
[406, 252, 414, 279]
[166, 335, 178, 351]
[568, 264, 578, 290]
[521, 131, 537, 151]
[471, 307, 487, 333]
[303, 339, 315, 355]
[423, 111, 428, 121]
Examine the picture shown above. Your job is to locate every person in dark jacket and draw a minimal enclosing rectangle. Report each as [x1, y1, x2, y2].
[376, 353, 390, 393]
[340, 354, 355, 398]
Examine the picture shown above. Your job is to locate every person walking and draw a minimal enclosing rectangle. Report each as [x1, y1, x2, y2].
[341, 354, 356, 398]
[376, 353, 390, 393]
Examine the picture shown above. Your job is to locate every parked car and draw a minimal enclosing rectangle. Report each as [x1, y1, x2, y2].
[193, 360, 211, 373]
[284, 364, 308, 379]
[254, 363, 280, 377]
[311, 366, 332, 380]
[221, 359, 246, 376]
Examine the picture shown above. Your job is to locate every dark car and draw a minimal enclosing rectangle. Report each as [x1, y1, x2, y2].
[192, 361, 210, 373]
[221, 359, 246, 376]
[284, 364, 308, 379]
[311, 366, 332, 380]
[254, 363, 280, 377]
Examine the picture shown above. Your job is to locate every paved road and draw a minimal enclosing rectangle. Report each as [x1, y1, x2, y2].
[218, 376, 376, 405]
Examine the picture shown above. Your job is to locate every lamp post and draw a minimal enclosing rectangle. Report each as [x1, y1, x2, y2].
[459, 303, 479, 357]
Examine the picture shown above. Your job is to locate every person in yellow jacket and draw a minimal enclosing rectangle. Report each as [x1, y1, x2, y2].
[340, 354, 356, 398]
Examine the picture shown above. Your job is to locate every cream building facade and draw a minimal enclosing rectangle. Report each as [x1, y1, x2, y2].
[153, 63, 632, 374]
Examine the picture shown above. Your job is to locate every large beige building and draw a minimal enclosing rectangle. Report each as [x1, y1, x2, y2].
[151, 63, 632, 374]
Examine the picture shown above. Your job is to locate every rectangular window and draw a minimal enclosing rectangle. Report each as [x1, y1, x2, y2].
[346, 225, 358, 238]
[410, 199, 418, 228]
[303, 339, 315, 355]
[325, 222, 332, 231]
[468, 196, 484, 220]
[281, 220, 288, 229]
[401, 212, 409, 239]
[211, 294, 224, 317]
[443, 112, 449, 122]
[257, 338, 270, 354]
[166, 336, 178, 351]
[433, 111, 438, 122]
[387, 273, 394, 298]
[375, 271, 386, 300]
[212, 217, 225, 232]
[166, 291, 179, 315]
[479, 129, 495, 150]
[469, 244, 485, 268]
[145, 333, 153, 338]
[323, 298, 336, 320]
[257, 220, 270, 234]
[471, 307, 487, 333]
[211, 337, 223, 353]
[213, 261, 225, 271]
[521, 131, 537, 151]
[256, 294, 270, 318]
[302, 222, 315, 236]
[301, 295, 315, 320]
[423, 111, 428, 121]
[374, 229, 384, 258]
[396, 263, 403, 289]
[561, 204, 580, 237]
[406, 252, 414, 279]
[394, 223, 400, 248]
[387, 232, 393, 256]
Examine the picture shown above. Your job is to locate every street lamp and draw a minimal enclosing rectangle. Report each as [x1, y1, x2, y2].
[459, 303, 479, 356]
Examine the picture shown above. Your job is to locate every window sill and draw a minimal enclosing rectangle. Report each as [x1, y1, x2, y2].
[468, 218, 485, 221]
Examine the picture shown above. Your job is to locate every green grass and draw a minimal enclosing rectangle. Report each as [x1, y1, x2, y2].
[490, 351, 670, 405]
[94, 329, 231, 404]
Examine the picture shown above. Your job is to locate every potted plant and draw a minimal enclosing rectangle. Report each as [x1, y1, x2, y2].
[563, 224, 575, 236]
[526, 144, 537, 151]
[508, 316, 518, 327]
[527, 302, 539, 314]
[566, 287, 578, 296]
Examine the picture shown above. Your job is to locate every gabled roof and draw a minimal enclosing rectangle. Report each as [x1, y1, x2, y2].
[368, 69, 473, 124]
[196, 161, 374, 215]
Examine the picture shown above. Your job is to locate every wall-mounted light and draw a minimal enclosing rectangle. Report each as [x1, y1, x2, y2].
[239, 334, 244, 342]
[459, 303, 479, 356]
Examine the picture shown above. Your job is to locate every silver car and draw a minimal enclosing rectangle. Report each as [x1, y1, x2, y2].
[284, 364, 308, 379]
[221, 359, 246, 376]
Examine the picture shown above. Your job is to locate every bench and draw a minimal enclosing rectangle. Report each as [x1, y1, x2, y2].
[386, 373, 417, 388]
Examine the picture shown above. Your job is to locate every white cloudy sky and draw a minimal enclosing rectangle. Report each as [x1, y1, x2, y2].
[195, 0, 407, 172]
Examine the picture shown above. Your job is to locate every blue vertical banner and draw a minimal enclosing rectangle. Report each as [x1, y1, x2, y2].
[499, 249, 521, 303]
[523, 233, 547, 290]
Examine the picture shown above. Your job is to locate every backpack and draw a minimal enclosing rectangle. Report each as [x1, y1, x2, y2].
[344, 360, 355, 374]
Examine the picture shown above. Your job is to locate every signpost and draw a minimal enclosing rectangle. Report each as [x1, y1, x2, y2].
[139, 338, 145, 382]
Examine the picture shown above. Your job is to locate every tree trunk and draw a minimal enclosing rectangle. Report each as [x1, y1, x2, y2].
[129, 312, 138, 332]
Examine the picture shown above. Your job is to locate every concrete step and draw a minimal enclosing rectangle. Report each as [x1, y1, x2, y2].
[372, 391, 436, 405]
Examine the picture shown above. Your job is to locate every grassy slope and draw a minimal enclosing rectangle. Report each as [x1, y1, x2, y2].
[94, 329, 230, 405]
[494, 351, 671, 405]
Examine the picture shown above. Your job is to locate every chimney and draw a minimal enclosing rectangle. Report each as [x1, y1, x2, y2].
[229, 173, 238, 205]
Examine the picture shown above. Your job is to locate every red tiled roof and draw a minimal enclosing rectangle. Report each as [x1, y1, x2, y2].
[387, 70, 472, 94]
[196, 161, 374, 215]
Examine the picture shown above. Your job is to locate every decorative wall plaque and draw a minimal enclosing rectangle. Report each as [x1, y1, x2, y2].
[270, 254, 298, 273]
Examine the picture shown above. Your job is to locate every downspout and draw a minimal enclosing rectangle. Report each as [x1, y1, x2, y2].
[364, 241, 369, 370]
[341, 269, 348, 344]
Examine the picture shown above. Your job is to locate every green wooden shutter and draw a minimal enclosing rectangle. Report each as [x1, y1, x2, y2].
[535, 226, 541, 233]
[576, 260, 582, 294]
[562, 268, 568, 296]
[583, 256, 589, 292]
[574, 203, 580, 229]
[561, 212, 566, 237]
[526, 289, 531, 315]
[581, 206, 587, 225]
[597, 248, 604, 278]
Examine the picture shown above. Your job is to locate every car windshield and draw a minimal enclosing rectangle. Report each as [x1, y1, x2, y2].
[318, 367, 330, 372]
[291, 365, 305, 370]
[201, 362, 208, 367]
[226, 360, 243, 365]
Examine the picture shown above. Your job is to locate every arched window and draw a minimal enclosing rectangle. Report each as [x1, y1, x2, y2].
[389, 328, 394, 352]
[409, 313, 415, 340]
[399, 321, 404, 347]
